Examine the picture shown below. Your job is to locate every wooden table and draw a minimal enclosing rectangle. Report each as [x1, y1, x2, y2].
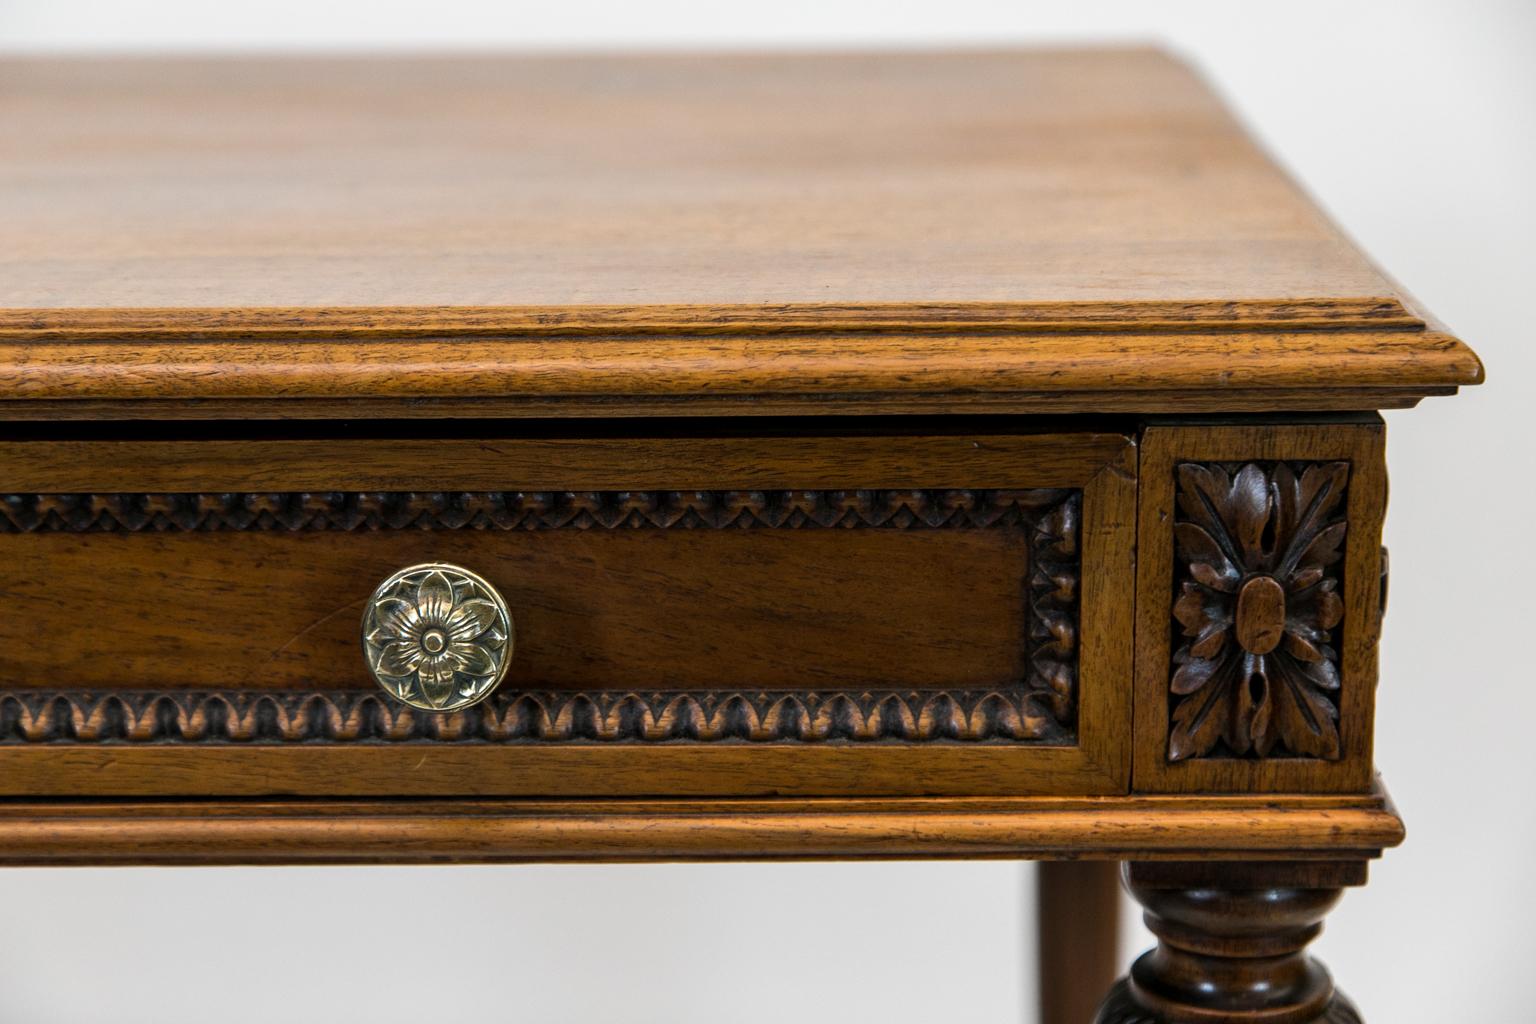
[0, 49, 1481, 1022]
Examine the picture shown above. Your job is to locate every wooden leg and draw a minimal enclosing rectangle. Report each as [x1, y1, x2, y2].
[1093, 862, 1367, 1024]
[1038, 860, 1122, 1024]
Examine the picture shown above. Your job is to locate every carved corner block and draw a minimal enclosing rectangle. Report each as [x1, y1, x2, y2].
[1134, 422, 1386, 794]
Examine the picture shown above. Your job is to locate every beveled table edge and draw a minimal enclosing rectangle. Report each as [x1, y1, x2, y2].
[0, 298, 1427, 338]
[0, 781, 1405, 866]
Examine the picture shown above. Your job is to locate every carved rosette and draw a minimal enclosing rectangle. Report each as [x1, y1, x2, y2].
[1168, 462, 1348, 761]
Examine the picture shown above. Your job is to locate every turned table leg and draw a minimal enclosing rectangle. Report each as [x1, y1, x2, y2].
[1038, 860, 1122, 1024]
[1094, 862, 1367, 1024]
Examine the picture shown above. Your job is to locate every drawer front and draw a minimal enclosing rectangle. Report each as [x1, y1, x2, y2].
[0, 431, 1135, 798]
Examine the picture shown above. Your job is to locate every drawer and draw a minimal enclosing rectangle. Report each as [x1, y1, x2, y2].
[0, 428, 1136, 798]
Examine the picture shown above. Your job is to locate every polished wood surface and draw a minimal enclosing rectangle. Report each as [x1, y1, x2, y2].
[0, 50, 1436, 317]
[1095, 861, 1368, 1023]
[3, 526, 1036, 691]
[0, 429, 1132, 491]
[1039, 861, 1122, 1024]
[0, 789, 1404, 865]
[0, 50, 1480, 418]
[0, 330, 1477, 419]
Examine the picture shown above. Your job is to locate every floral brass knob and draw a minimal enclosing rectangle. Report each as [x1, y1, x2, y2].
[361, 563, 514, 712]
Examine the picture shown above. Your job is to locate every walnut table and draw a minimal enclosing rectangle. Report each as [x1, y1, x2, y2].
[0, 50, 1482, 1022]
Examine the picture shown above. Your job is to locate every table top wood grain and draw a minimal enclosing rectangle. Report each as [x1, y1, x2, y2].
[0, 48, 1481, 416]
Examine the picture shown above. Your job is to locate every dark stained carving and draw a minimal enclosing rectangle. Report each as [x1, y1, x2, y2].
[0, 489, 1072, 533]
[1168, 462, 1348, 761]
[0, 488, 1081, 744]
[0, 688, 1063, 744]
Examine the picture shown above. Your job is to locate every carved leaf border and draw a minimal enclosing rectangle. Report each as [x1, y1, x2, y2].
[0, 488, 1081, 745]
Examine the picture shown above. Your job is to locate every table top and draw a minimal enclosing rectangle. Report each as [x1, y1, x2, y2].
[0, 49, 1481, 418]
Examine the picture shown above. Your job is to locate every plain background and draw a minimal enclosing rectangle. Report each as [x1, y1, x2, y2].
[0, 2, 1531, 1021]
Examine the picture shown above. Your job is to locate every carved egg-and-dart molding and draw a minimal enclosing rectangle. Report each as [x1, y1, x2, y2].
[1168, 462, 1349, 761]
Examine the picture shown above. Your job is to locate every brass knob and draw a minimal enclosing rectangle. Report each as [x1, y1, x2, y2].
[361, 562, 514, 711]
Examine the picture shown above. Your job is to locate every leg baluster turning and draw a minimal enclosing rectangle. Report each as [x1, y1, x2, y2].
[1094, 862, 1367, 1024]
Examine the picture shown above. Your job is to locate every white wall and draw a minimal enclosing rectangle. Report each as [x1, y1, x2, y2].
[1, 2, 1531, 1021]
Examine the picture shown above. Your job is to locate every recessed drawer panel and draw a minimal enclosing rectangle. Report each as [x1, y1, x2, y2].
[0, 431, 1135, 798]
[8, 501, 1042, 695]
